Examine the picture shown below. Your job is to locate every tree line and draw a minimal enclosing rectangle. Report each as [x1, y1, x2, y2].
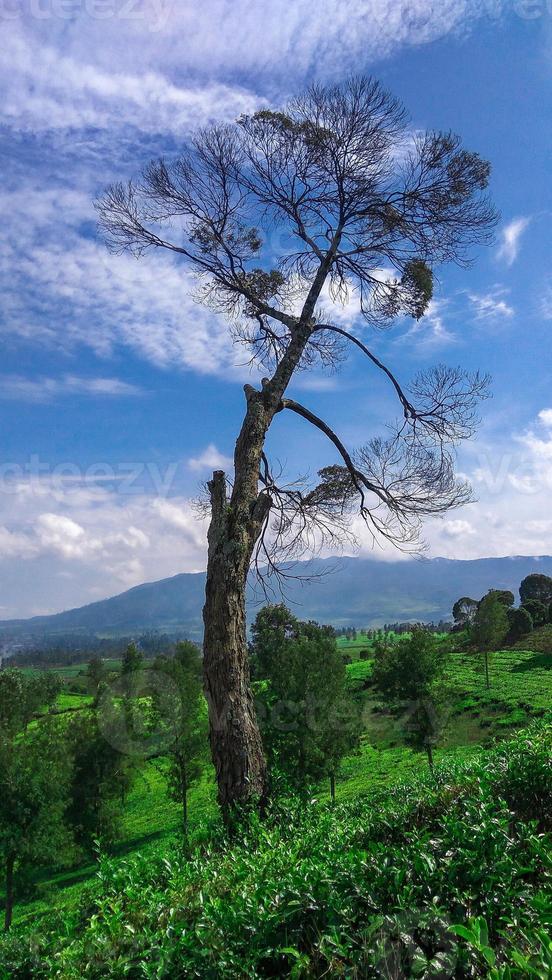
[452, 573, 552, 688]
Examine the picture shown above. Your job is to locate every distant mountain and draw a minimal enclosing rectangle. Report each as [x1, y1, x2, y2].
[1, 555, 552, 647]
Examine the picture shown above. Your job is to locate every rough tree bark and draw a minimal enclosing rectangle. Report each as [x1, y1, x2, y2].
[202, 323, 314, 814]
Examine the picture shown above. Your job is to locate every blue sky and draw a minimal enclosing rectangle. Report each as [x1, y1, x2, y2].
[0, 0, 551, 617]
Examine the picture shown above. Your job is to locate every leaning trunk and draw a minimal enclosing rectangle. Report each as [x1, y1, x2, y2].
[203, 468, 268, 815]
[202, 327, 316, 816]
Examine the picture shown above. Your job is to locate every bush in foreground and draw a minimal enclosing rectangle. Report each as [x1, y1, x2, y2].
[1, 719, 551, 978]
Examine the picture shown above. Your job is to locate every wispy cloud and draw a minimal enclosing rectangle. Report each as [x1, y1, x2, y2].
[496, 217, 531, 266]
[0, 374, 142, 402]
[540, 285, 552, 321]
[2, 1, 504, 123]
[469, 288, 514, 321]
[399, 299, 456, 348]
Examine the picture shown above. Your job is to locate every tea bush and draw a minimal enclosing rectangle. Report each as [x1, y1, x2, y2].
[1, 718, 550, 979]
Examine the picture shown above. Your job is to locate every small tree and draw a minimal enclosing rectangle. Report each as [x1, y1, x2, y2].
[66, 710, 134, 852]
[519, 574, 552, 606]
[153, 642, 208, 838]
[471, 594, 509, 689]
[121, 642, 144, 679]
[372, 629, 449, 772]
[86, 657, 106, 698]
[252, 606, 360, 798]
[507, 606, 534, 641]
[0, 719, 72, 930]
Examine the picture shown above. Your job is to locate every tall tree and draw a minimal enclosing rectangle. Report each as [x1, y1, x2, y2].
[153, 641, 208, 838]
[86, 656, 107, 700]
[97, 77, 496, 814]
[471, 594, 509, 689]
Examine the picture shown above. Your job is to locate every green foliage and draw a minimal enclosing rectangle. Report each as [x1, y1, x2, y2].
[472, 594, 509, 689]
[401, 258, 434, 319]
[1, 720, 550, 977]
[452, 595, 479, 629]
[65, 710, 134, 852]
[508, 605, 534, 639]
[120, 642, 143, 678]
[372, 628, 446, 701]
[0, 669, 61, 737]
[152, 641, 208, 834]
[519, 573, 552, 606]
[0, 719, 73, 930]
[86, 657, 106, 698]
[252, 606, 360, 793]
[472, 595, 510, 653]
[521, 599, 548, 628]
[486, 589, 515, 608]
[372, 629, 451, 769]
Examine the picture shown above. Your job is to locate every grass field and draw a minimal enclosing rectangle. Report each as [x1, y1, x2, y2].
[5, 631, 551, 931]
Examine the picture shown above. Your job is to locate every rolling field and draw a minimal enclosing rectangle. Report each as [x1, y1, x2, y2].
[6, 632, 551, 929]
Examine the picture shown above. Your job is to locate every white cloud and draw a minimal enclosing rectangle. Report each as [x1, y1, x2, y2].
[0, 374, 142, 402]
[1, 32, 260, 136]
[0, 184, 242, 377]
[469, 289, 514, 321]
[399, 299, 456, 347]
[496, 217, 531, 266]
[538, 409, 552, 428]
[0, 475, 209, 616]
[421, 408, 552, 560]
[441, 520, 475, 539]
[188, 444, 233, 473]
[294, 375, 341, 393]
[1, 1, 506, 136]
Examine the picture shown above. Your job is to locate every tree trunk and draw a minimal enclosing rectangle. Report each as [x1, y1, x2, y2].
[329, 771, 336, 803]
[203, 466, 269, 817]
[427, 743, 434, 774]
[179, 757, 188, 837]
[202, 327, 315, 817]
[4, 853, 15, 932]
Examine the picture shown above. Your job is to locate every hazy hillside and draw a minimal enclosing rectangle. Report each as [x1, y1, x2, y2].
[1, 555, 552, 643]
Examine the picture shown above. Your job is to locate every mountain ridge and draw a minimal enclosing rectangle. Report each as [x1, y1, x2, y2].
[2, 554, 552, 643]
